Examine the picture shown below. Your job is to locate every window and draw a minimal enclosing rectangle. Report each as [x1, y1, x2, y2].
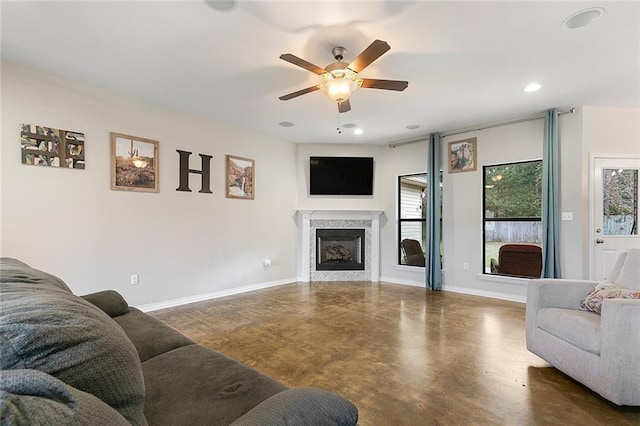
[398, 173, 427, 266]
[603, 168, 638, 235]
[483, 160, 542, 276]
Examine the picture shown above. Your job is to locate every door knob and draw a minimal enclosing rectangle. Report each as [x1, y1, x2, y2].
[596, 238, 604, 244]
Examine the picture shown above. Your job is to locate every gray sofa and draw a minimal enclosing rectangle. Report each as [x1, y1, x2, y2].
[526, 249, 640, 406]
[0, 258, 358, 424]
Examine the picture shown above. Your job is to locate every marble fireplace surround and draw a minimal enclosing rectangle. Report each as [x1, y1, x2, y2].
[298, 210, 383, 282]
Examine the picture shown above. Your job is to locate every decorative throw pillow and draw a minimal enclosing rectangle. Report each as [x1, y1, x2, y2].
[579, 281, 640, 314]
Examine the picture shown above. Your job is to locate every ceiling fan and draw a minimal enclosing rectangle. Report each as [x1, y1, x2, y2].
[278, 39, 408, 113]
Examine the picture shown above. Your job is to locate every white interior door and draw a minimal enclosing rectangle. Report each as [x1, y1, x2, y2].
[592, 156, 640, 280]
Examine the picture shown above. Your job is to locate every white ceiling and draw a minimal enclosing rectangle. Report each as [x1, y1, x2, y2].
[2, 1, 639, 145]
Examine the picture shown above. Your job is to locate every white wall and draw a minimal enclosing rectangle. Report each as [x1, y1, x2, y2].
[1, 62, 299, 307]
[558, 109, 584, 278]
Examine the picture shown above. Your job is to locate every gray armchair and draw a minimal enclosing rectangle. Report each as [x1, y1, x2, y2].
[525, 250, 640, 406]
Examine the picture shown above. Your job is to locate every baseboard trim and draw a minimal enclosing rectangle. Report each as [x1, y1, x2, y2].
[379, 276, 425, 287]
[138, 276, 526, 312]
[136, 277, 298, 312]
[441, 285, 526, 303]
[379, 276, 526, 303]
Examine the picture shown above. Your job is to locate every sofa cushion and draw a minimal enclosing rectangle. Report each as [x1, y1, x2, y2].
[142, 344, 287, 425]
[537, 307, 601, 355]
[0, 282, 147, 425]
[0, 257, 71, 293]
[0, 369, 130, 425]
[579, 281, 640, 314]
[113, 308, 195, 362]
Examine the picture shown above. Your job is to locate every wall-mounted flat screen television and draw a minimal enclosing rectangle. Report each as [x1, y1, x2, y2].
[310, 156, 374, 195]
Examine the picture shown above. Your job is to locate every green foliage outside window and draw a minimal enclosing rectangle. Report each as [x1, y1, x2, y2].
[484, 161, 542, 219]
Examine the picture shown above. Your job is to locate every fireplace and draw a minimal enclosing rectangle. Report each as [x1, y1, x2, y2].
[316, 228, 365, 271]
[298, 210, 383, 282]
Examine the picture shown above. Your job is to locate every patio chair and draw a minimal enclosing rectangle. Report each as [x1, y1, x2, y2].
[490, 243, 542, 278]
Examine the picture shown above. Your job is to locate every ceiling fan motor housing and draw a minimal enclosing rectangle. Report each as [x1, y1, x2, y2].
[331, 46, 347, 62]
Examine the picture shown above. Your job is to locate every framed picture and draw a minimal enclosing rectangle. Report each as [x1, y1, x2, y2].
[226, 155, 255, 200]
[111, 132, 159, 192]
[448, 137, 477, 173]
[20, 123, 85, 169]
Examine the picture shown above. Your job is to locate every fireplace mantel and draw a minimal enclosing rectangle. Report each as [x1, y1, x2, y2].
[297, 210, 384, 282]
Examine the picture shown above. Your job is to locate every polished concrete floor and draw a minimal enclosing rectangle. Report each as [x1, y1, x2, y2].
[152, 282, 640, 425]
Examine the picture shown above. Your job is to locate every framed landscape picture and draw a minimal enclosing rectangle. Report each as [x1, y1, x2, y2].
[448, 137, 477, 173]
[226, 155, 255, 200]
[111, 133, 159, 192]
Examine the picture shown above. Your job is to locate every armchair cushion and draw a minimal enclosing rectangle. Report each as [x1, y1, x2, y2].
[579, 282, 640, 314]
[537, 308, 601, 355]
[614, 249, 640, 290]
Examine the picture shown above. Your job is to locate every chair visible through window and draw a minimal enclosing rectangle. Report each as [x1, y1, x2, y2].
[490, 243, 542, 278]
[401, 239, 425, 267]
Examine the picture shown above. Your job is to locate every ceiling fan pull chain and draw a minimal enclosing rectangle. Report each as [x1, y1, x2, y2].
[336, 114, 342, 134]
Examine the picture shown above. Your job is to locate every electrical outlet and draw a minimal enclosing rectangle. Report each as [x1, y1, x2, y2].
[263, 259, 272, 267]
[463, 263, 469, 271]
[130, 274, 139, 285]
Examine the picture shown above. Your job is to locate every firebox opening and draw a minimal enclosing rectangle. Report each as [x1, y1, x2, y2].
[316, 228, 365, 271]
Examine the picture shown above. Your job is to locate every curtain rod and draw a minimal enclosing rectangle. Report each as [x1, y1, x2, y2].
[388, 107, 576, 148]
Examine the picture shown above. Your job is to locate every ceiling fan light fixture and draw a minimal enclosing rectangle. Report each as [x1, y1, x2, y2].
[320, 72, 361, 103]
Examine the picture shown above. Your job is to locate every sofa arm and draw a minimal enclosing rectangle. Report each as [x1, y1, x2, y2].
[599, 298, 640, 405]
[81, 290, 130, 317]
[231, 388, 358, 426]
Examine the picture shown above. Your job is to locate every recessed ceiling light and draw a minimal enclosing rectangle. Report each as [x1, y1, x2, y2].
[406, 124, 420, 130]
[562, 7, 605, 30]
[279, 121, 294, 127]
[524, 83, 541, 93]
[354, 129, 364, 135]
[342, 123, 357, 129]
[204, 0, 237, 12]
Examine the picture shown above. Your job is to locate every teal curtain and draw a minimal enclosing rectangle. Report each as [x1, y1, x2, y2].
[542, 109, 561, 278]
[426, 133, 443, 290]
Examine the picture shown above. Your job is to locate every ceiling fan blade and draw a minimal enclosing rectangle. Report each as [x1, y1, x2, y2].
[361, 79, 408, 91]
[279, 85, 321, 101]
[279, 54, 328, 75]
[338, 99, 351, 113]
[347, 40, 391, 73]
